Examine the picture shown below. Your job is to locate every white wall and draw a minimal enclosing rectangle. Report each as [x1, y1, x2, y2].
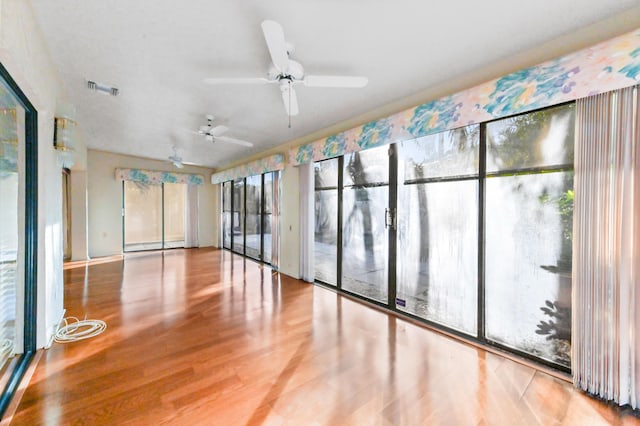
[0, 0, 68, 348]
[87, 150, 217, 258]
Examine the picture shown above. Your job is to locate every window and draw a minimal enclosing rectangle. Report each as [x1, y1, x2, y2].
[263, 173, 274, 264]
[123, 181, 186, 252]
[245, 175, 262, 260]
[484, 104, 574, 367]
[221, 171, 278, 265]
[0, 84, 25, 384]
[0, 63, 37, 417]
[222, 181, 232, 249]
[314, 158, 339, 285]
[396, 125, 479, 335]
[232, 178, 245, 254]
[342, 146, 390, 303]
[309, 103, 575, 370]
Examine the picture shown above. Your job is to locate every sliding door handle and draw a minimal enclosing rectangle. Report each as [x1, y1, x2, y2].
[385, 208, 396, 230]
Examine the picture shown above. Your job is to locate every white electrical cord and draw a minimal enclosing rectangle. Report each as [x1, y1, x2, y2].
[54, 317, 107, 343]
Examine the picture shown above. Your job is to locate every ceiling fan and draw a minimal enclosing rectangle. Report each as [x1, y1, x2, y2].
[203, 20, 368, 118]
[168, 146, 184, 169]
[193, 115, 253, 147]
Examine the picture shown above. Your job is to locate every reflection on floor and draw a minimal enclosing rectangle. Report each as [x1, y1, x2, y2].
[124, 240, 185, 252]
[13, 248, 640, 424]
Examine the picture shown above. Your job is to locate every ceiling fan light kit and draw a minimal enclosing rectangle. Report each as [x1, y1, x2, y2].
[203, 19, 368, 121]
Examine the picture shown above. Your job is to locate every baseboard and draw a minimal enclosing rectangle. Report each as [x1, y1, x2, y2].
[45, 309, 66, 349]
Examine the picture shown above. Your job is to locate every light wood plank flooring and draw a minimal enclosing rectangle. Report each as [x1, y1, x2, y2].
[11, 248, 640, 425]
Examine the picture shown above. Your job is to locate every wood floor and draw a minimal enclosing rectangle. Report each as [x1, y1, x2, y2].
[11, 248, 640, 425]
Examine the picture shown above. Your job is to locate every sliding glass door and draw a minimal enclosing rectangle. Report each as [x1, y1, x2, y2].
[396, 125, 479, 335]
[123, 181, 186, 252]
[0, 63, 37, 417]
[221, 172, 278, 265]
[232, 179, 245, 254]
[311, 103, 574, 370]
[222, 181, 232, 249]
[0, 84, 24, 390]
[342, 147, 390, 303]
[314, 158, 339, 285]
[263, 173, 274, 264]
[245, 175, 261, 260]
[123, 182, 163, 251]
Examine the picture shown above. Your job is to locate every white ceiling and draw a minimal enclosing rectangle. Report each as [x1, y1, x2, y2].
[30, 0, 636, 169]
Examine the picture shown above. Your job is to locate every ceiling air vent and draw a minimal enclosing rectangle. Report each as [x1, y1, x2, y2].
[87, 80, 119, 96]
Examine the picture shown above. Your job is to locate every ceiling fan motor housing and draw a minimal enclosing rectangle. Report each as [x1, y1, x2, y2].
[268, 59, 304, 82]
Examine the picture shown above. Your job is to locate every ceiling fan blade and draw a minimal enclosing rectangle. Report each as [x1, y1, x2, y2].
[208, 125, 229, 137]
[215, 136, 254, 147]
[169, 156, 184, 168]
[203, 77, 272, 85]
[303, 75, 368, 88]
[261, 20, 289, 73]
[281, 83, 299, 116]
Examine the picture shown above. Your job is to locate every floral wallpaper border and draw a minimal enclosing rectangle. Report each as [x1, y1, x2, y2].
[210, 153, 285, 184]
[115, 168, 205, 185]
[289, 29, 640, 165]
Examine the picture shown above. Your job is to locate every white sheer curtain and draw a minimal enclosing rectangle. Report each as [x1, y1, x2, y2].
[299, 163, 314, 282]
[573, 85, 639, 408]
[184, 184, 199, 248]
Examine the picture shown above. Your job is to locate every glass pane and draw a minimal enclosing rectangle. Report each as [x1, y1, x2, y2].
[222, 182, 231, 249]
[314, 158, 338, 188]
[163, 183, 185, 248]
[223, 181, 231, 210]
[314, 189, 338, 285]
[397, 180, 478, 335]
[486, 104, 575, 172]
[245, 175, 261, 259]
[485, 171, 573, 367]
[399, 125, 479, 181]
[263, 173, 273, 264]
[232, 179, 244, 254]
[124, 181, 163, 251]
[344, 146, 389, 186]
[0, 84, 24, 378]
[342, 186, 388, 303]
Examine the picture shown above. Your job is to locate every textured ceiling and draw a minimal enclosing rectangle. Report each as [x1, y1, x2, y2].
[30, 0, 637, 169]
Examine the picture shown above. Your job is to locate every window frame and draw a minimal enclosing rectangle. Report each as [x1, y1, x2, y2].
[310, 102, 575, 374]
[121, 181, 187, 252]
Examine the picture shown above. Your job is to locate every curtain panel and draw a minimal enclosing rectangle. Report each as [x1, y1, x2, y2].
[573, 85, 640, 408]
[290, 29, 640, 166]
[115, 168, 205, 185]
[298, 163, 314, 282]
[184, 184, 199, 248]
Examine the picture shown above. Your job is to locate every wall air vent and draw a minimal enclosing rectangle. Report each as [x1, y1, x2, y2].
[87, 80, 119, 96]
